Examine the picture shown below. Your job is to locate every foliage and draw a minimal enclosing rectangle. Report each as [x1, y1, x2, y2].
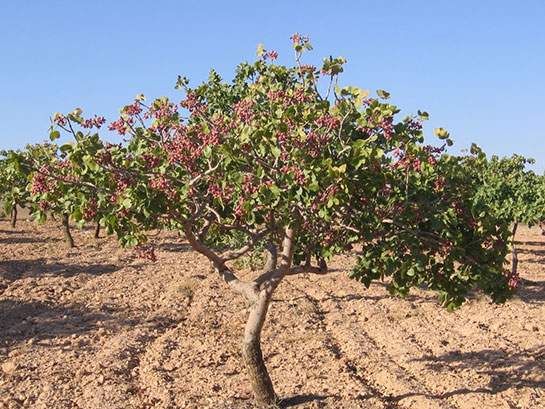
[40, 38, 515, 308]
[24, 135, 119, 243]
[468, 148, 545, 228]
[0, 149, 31, 220]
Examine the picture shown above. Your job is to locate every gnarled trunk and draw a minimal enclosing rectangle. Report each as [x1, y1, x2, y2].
[10, 206, 17, 228]
[241, 292, 277, 407]
[62, 213, 75, 248]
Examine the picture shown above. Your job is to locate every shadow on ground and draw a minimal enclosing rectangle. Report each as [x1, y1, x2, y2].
[0, 298, 114, 347]
[409, 345, 545, 399]
[0, 258, 122, 282]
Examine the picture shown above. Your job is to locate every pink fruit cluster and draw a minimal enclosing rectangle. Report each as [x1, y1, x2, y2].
[504, 270, 520, 290]
[142, 153, 159, 169]
[108, 118, 133, 135]
[241, 174, 259, 195]
[208, 183, 233, 202]
[30, 167, 52, 195]
[39, 200, 50, 211]
[262, 50, 278, 62]
[280, 164, 307, 185]
[136, 245, 157, 263]
[233, 100, 256, 123]
[235, 197, 247, 217]
[149, 174, 171, 191]
[314, 114, 340, 131]
[312, 185, 340, 210]
[82, 198, 98, 220]
[82, 115, 106, 129]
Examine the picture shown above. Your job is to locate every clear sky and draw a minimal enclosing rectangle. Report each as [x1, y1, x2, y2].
[1, 0, 543, 173]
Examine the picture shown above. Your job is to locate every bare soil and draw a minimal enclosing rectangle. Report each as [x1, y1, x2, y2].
[0, 218, 543, 409]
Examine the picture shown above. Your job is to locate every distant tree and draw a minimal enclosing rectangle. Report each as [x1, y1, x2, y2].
[0, 150, 31, 227]
[468, 147, 545, 275]
[25, 137, 111, 247]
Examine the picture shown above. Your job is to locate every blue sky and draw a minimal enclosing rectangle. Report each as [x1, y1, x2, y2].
[1, 0, 543, 173]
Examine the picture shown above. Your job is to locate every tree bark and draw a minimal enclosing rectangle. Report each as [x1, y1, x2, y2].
[241, 292, 277, 407]
[94, 223, 100, 239]
[10, 206, 17, 228]
[511, 222, 518, 276]
[62, 213, 75, 248]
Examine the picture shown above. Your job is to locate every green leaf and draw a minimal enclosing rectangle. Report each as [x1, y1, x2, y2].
[434, 128, 450, 139]
[417, 110, 429, 121]
[59, 142, 74, 152]
[376, 89, 391, 100]
[175, 75, 189, 90]
[271, 146, 281, 158]
[269, 184, 280, 197]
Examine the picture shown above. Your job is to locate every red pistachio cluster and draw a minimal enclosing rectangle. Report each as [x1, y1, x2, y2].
[314, 114, 341, 130]
[233, 100, 256, 123]
[108, 117, 133, 135]
[149, 174, 171, 191]
[30, 170, 50, 195]
[262, 50, 278, 62]
[39, 200, 50, 211]
[82, 198, 98, 220]
[280, 164, 307, 185]
[504, 270, 520, 290]
[82, 115, 106, 129]
[311, 185, 340, 210]
[136, 245, 157, 262]
[208, 183, 233, 202]
[141, 153, 159, 169]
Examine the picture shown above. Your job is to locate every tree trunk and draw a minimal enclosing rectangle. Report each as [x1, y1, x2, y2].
[241, 293, 277, 407]
[511, 222, 518, 276]
[62, 213, 75, 248]
[10, 206, 17, 228]
[94, 223, 100, 239]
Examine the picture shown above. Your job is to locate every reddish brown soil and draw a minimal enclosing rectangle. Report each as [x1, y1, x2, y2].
[0, 218, 543, 409]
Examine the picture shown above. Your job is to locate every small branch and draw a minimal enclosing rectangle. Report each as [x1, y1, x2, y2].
[222, 229, 270, 261]
[405, 168, 410, 205]
[182, 222, 224, 264]
[259, 220, 299, 294]
[181, 219, 258, 302]
[286, 263, 329, 277]
[188, 157, 223, 186]
[198, 217, 213, 242]
[187, 203, 206, 224]
[337, 111, 351, 142]
[205, 205, 223, 225]
[36, 168, 112, 196]
[325, 75, 335, 100]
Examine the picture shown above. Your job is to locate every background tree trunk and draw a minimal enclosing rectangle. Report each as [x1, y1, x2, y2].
[94, 223, 100, 239]
[10, 206, 17, 228]
[62, 213, 75, 248]
[511, 222, 518, 276]
[241, 293, 277, 407]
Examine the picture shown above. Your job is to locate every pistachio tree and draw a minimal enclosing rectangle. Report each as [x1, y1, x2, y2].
[469, 148, 545, 275]
[0, 150, 31, 227]
[26, 133, 111, 246]
[43, 36, 514, 406]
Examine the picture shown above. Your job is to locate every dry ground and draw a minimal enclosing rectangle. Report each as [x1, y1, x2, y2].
[0, 217, 544, 409]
